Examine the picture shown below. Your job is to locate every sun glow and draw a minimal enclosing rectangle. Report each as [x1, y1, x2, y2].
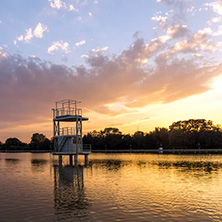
[210, 75, 222, 90]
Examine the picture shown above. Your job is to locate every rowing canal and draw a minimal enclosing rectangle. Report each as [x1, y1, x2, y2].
[0, 153, 222, 221]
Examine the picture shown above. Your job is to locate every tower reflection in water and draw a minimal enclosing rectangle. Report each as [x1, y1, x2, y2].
[53, 164, 90, 221]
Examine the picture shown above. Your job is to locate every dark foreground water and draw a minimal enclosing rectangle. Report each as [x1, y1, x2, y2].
[0, 153, 222, 222]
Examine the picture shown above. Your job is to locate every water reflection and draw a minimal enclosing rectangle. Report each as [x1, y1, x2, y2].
[31, 159, 48, 173]
[154, 160, 222, 173]
[90, 159, 131, 171]
[0, 153, 222, 221]
[90, 156, 222, 174]
[53, 164, 90, 221]
[5, 158, 20, 165]
[31, 159, 48, 166]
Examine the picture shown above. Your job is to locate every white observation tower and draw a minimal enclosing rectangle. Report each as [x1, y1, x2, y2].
[52, 99, 91, 165]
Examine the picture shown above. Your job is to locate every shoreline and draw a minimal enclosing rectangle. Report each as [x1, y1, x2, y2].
[1, 149, 222, 154]
[92, 149, 222, 154]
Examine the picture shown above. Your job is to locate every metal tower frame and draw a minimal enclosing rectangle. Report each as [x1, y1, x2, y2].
[52, 99, 91, 163]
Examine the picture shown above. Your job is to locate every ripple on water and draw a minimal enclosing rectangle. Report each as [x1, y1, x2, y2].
[0, 153, 222, 221]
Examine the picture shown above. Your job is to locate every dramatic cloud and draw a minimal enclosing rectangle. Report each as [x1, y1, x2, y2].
[205, 1, 222, 15]
[75, 40, 86, 47]
[48, 0, 79, 12]
[207, 17, 222, 25]
[16, 23, 48, 43]
[81, 54, 89, 58]
[1, 17, 222, 129]
[24, 28, 33, 42]
[69, 5, 78, 12]
[168, 27, 222, 55]
[152, 15, 167, 24]
[33, 23, 49, 38]
[212, 25, 222, 37]
[166, 24, 189, 39]
[92, 46, 108, 52]
[48, 41, 70, 54]
[154, 0, 193, 30]
[0, 47, 7, 58]
[49, 0, 66, 9]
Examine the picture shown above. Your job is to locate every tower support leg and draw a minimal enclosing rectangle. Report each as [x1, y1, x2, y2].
[85, 154, 88, 166]
[59, 155, 62, 165]
[69, 155, 73, 165]
[74, 155, 78, 166]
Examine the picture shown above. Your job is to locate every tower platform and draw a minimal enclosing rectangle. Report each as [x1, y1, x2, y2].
[53, 115, 88, 122]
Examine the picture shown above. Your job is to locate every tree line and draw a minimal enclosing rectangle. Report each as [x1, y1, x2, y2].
[1, 119, 222, 151]
[83, 119, 222, 150]
[0, 133, 52, 151]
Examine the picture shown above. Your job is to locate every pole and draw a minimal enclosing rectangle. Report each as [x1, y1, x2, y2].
[74, 155, 78, 166]
[69, 155, 73, 165]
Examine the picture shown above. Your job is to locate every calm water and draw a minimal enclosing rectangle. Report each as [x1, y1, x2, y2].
[0, 153, 222, 222]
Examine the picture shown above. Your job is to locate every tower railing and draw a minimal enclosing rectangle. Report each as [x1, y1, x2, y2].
[58, 127, 76, 136]
[52, 108, 82, 118]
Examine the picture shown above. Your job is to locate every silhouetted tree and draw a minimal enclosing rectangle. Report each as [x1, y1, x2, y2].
[169, 119, 222, 149]
[144, 133, 156, 149]
[169, 119, 220, 132]
[83, 119, 222, 150]
[154, 127, 169, 148]
[30, 133, 51, 150]
[121, 134, 133, 149]
[100, 128, 123, 150]
[169, 129, 190, 148]
[0, 141, 3, 150]
[4, 138, 28, 150]
[102, 128, 121, 135]
[132, 131, 146, 149]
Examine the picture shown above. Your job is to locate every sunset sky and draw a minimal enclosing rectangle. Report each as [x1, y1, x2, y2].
[1, 0, 222, 142]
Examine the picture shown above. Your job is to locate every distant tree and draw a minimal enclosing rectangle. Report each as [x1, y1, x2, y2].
[102, 128, 122, 136]
[169, 119, 222, 149]
[5, 137, 22, 145]
[199, 131, 213, 149]
[0, 141, 3, 150]
[4, 138, 28, 150]
[144, 133, 156, 149]
[169, 119, 220, 132]
[132, 131, 146, 149]
[121, 134, 133, 150]
[169, 129, 190, 149]
[154, 127, 169, 148]
[83, 131, 104, 150]
[83, 128, 124, 150]
[30, 133, 51, 150]
[199, 130, 222, 149]
[101, 128, 123, 150]
[82, 119, 222, 151]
